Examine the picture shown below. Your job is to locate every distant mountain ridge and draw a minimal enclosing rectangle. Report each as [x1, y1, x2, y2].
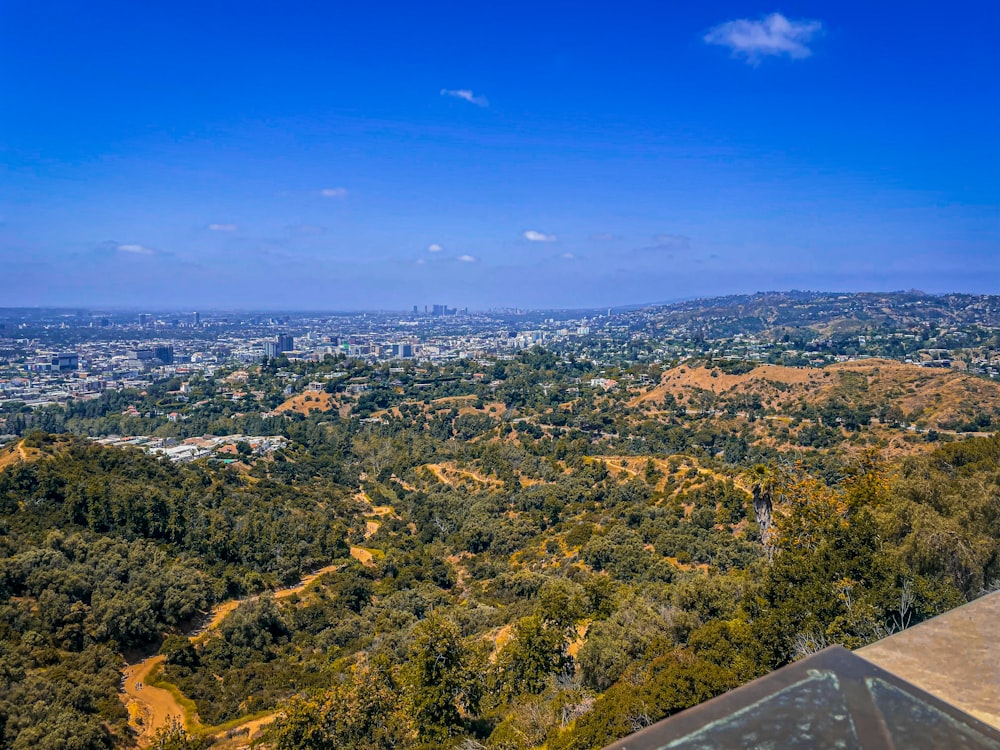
[613, 290, 1000, 340]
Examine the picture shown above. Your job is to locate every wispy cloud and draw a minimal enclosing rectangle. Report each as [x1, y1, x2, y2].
[286, 224, 326, 236]
[440, 88, 489, 107]
[561, 252, 576, 260]
[704, 13, 822, 63]
[653, 234, 691, 250]
[633, 234, 692, 255]
[207, 223, 238, 232]
[427, 243, 443, 252]
[457, 254, 477, 262]
[320, 187, 348, 198]
[117, 243, 156, 255]
[524, 230, 557, 242]
[590, 232, 616, 241]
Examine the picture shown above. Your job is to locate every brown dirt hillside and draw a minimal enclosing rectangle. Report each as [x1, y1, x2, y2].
[0, 439, 59, 473]
[274, 390, 335, 415]
[632, 360, 1000, 430]
[828, 360, 1000, 428]
[630, 363, 822, 408]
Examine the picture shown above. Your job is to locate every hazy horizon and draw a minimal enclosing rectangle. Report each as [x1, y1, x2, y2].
[3, 2, 997, 308]
[1, 287, 983, 317]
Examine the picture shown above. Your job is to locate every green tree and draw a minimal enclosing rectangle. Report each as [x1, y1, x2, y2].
[491, 615, 570, 704]
[400, 615, 471, 742]
[150, 719, 208, 750]
[268, 659, 410, 750]
[549, 650, 737, 750]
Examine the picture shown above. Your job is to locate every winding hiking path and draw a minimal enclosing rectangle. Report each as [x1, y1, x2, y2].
[121, 561, 341, 746]
[122, 656, 182, 740]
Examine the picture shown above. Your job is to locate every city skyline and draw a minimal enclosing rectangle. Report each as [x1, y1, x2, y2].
[2, 1, 998, 308]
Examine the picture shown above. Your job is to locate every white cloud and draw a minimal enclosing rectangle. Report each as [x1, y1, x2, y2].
[457, 254, 477, 262]
[704, 13, 822, 63]
[208, 223, 238, 232]
[561, 252, 576, 259]
[415, 258, 427, 265]
[590, 232, 615, 241]
[320, 187, 348, 198]
[440, 88, 489, 107]
[427, 243, 443, 252]
[117, 243, 155, 255]
[523, 230, 557, 242]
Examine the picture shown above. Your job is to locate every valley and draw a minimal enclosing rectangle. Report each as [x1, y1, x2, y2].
[2, 294, 1000, 749]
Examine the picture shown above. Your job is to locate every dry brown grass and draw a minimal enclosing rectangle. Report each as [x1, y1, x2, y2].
[420, 462, 504, 489]
[630, 363, 821, 409]
[274, 390, 336, 415]
[372, 397, 505, 421]
[0, 441, 44, 473]
[349, 546, 375, 566]
[591, 454, 740, 495]
[631, 360, 1000, 431]
[831, 360, 1000, 428]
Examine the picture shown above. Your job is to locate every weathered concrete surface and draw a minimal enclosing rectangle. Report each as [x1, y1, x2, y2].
[858, 591, 1000, 729]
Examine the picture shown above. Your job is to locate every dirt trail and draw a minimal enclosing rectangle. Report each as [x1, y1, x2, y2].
[191, 600, 240, 643]
[422, 461, 502, 488]
[275, 562, 339, 598]
[212, 713, 281, 748]
[0, 441, 37, 471]
[121, 561, 340, 745]
[121, 656, 179, 740]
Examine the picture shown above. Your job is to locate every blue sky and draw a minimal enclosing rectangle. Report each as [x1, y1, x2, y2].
[2, 1, 997, 310]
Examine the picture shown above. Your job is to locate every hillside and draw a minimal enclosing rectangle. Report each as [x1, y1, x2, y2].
[0, 434, 78, 470]
[273, 389, 337, 415]
[632, 290, 1000, 339]
[632, 360, 1000, 433]
[0, 440, 34, 471]
[2, 349, 1000, 750]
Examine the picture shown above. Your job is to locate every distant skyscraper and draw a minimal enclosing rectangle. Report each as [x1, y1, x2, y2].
[266, 334, 295, 359]
[153, 346, 174, 365]
[192, 311, 200, 326]
[138, 313, 149, 326]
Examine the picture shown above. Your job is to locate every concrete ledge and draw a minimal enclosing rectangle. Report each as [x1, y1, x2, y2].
[858, 590, 1000, 729]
